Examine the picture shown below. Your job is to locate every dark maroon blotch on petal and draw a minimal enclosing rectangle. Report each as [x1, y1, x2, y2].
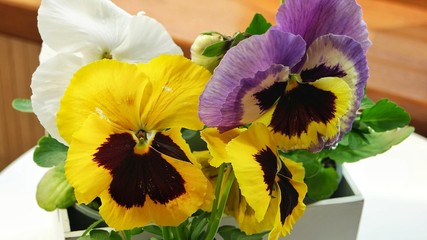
[270, 84, 336, 137]
[253, 147, 278, 195]
[300, 63, 346, 83]
[94, 133, 186, 208]
[277, 166, 299, 224]
[151, 133, 191, 162]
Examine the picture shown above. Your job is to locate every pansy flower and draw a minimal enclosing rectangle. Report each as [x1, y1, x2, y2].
[57, 55, 212, 230]
[202, 123, 307, 239]
[31, 0, 182, 144]
[199, 0, 369, 151]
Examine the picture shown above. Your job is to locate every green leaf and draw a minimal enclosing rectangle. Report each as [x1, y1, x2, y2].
[218, 225, 267, 240]
[34, 135, 69, 167]
[282, 150, 322, 178]
[245, 13, 272, 35]
[89, 229, 110, 240]
[230, 32, 247, 48]
[183, 129, 207, 151]
[181, 128, 198, 140]
[360, 99, 411, 132]
[338, 130, 369, 148]
[305, 166, 340, 201]
[107, 231, 122, 240]
[77, 236, 92, 240]
[78, 229, 122, 240]
[36, 164, 76, 211]
[129, 228, 144, 236]
[142, 225, 163, 237]
[329, 126, 414, 163]
[11, 98, 33, 113]
[202, 41, 228, 57]
[359, 95, 376, 110]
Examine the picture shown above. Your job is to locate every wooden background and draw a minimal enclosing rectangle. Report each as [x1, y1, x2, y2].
[1, 0, 426, 171]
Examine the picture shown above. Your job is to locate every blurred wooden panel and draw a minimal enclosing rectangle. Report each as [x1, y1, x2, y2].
[0, 33, 44, 171]
[113, 0, 279, 56]
[0, 0, 40, 42]
[359, 0, 427, 136]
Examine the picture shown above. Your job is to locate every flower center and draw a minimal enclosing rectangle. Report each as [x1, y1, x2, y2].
[102, 51, 113, 59]
[286, 74, 302, 92]
[134, 129, 155, 154]
[136, 130, 146, 143]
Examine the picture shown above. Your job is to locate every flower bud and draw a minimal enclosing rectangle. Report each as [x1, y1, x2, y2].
[190, 33, 225, 72]
[36, 164, 76, 211]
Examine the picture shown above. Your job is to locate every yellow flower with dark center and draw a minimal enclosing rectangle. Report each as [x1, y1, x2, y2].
[57, 55, 212, 230]
[202, 123, 307, 239]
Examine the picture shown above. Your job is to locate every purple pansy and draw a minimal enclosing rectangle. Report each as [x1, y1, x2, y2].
[199, 0, 370, 151]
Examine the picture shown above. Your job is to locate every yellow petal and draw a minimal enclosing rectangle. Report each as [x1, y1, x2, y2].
[98, 153, 208, 230]
[270, 77, 352, 151]
[192, 150, 216, 211]
[227, 123, 279, 222]
[231, 194, 278, 235]
[65, 114, 118, 204]
[200, 127, 243, 167]
[269, 158, 307, 239]
[57, 59, 151, 143]
[137, 55, 211, 131]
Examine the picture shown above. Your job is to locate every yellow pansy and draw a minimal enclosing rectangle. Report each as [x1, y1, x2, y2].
[57, 55, 212, 230]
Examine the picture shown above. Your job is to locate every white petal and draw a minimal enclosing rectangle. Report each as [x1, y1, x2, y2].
[38, 0, 130, 54]
[112, 15, 183, 62]
[31, 53, 94, 144]
[39, 43, 57, 63]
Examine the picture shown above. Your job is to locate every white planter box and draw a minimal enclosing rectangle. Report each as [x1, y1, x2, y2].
[58, 166, 363, 240]
[285, 167, 363, 240]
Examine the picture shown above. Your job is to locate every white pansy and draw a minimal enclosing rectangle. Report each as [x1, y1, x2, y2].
[31, 0, 182, 144]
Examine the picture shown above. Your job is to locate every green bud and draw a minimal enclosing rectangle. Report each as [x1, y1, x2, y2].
[36, 163, 76, 211]
[190, 32, 225, 72]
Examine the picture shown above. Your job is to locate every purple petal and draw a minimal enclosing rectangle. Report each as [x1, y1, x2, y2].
[199, 30, 306, 128]
[220, 65, 289, 130]
[301, 34, 368, 138]
[276, 0, 371, 53]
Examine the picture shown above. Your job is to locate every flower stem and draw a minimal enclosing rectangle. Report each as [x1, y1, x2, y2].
[120, 230, 132, 240]
[205, 165, 235, 240]
[208, 163, 226, 225]
[161, 226, 173, 240]
[80, 218, 104, 237]
[171, 226, 183, 240]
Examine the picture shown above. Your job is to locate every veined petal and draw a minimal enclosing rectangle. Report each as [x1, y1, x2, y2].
[268, 77, 352, 151]
[225, 124, 307, 237]
[227, 123, 279, 222]
[301, 34, 368, 136]
[57, 59, 151, 143]
[199, 30, 306, 128]
[97, 146, 208, 229]
[200, 128, 244, 167]
[137, 55, 211, 131]
[31, 53, 93, 144]
[269, 158, 306, 239]
[186, 150, 215, 211]
[211, 65, 289, 131]
[151, 128, 199, 166]
[276, 0, 371, 52]
[38, 0, 130, 54]
[234, 194, 278, 235]
[65, 114, 117, 204]
[68, 118, 208, 230]
[38, 43, 57, 63]
[113, 15, 183, 62]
